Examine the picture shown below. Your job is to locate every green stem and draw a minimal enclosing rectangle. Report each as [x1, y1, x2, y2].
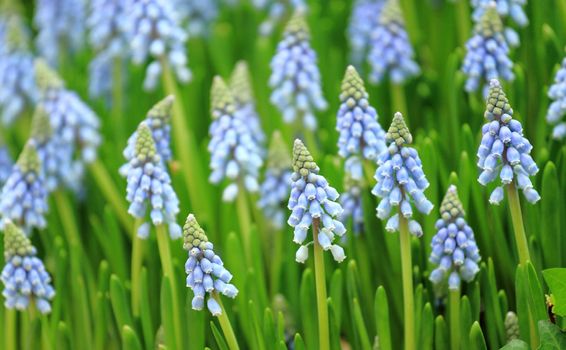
[313, 219, 330, 350]
[506, 182, 531, 265]
[455, 0, 471, 45]
[111, 57, 125, 143]
[449, 288, 460, 350]
[5, 309, 16, 350]
[88, 160, 132, 233]
[399, 214, 415, 350]
[213, 293, 240, 350]
[130, 219, 145, 317]
[391, 83, 408, 120]
[399, 0, 421, 45]
[236, 183, 252, 263]
[270, 225, 284, 297]
[41, 315, 53, 350]
[155, 224, 182, 348]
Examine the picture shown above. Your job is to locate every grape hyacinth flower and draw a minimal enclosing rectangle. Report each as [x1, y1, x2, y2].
[477, 79, 540, 204]
[269, 10, 328, 130]
[209, 77, 263, 202]
[347, 0, 383, 67]
[123, 0, 191, 91]
[339, 172, 364, 235]
[336, 65, 386, 180]
[123, 122, 181, 239]
[1, 221, 55, 314]
[546, 56, 566, 139]
[462, 3, 514, 93]
[258, 131, 292, 229]
[429, 185, 481, 290]
[0, 141, 48, 234]
[174, 0, 219, 37]
[472, 0, 527, 28]
[230, 61, 265, 148]
[183, 214, 238, 315]
[372, 112, 434, 235]
[287, 139, 346, 263]
[367, 0, 420, 84]
[34, 0, 86, 66]
[0, 13, 37, 125]
[254, 0, 307, 36]
[35, 60, 101, 192]
[0, 144, 12, 186]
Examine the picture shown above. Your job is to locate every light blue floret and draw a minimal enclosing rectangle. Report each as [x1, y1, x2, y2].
[254, 0, 307, 36]
[472, 0, 527, 27]
[547, 56, 566, 140]
[0, 145, 12, 186]
[347, 0, 383, 68]
[174, 0, 219, 37]
[269, 10, 327, 130]
[340, 173, 364, 235]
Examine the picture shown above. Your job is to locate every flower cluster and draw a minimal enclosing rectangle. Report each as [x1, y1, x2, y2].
[87, 0, 129, 101]
[34, 0, 86, 66]
[230, 61, 265, 148]
[1, 221, 55, 314]
[339, 172, 364, 235]
[546, 56, 566, 139]
[123, 122, 181, 239]
[471, 0, 527, 28]
[209, 77, 263, 202]
[477, 79, 540, 204]
[254, 0, 307, 36]
[0, 141, 48, 234]
[0, 145, 12, 186]
[0, 13, 37, 126]
[347, 0, 383, 67]
[367, 0, 420, 84]
[258, 131, 292, 229]
[288, 139, 346, 263]
[123, 0, 191, 91]
[372, 112, 433, 236]
[269, 10, 327, 130]
[30, 106, 64, 192]
[429, 186, 481, 291]
[35, 60, 101, 193]
[174, 0, 219, 37]
[183, 214, 238, 315]
[462, 3, 514, 93]
[336, 65, 386, 180]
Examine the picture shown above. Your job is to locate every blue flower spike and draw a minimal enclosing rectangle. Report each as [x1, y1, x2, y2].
[367, 0, 420, 84]
[1, 221, 55, 314]
[0, 140, 48, 234]
[339, 172, 365, 235]
[183, 213, 238, 315]
[347, 0, 383, 68]
[547, 57, 566, 139]
[477, 79, 540, 204]
[372, 112, 433, 236]
[288, 139, 346, 263]
[174, 0, 219, 37]
[30, 106, 61, 192]
[337, 65, 386, 180]
[209, 76, 263, 202]
[123, 122, 181, 239]
[462, 2, 514, 93]
[0, 144, 13, 186]
[472, 0, 528, 28]
[269, 10, 328, 130]
[429, 185, 481, 291]
[258, 131, 292, 229]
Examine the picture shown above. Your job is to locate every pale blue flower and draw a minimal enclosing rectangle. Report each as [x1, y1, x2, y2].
[347, 0, 383, 67]
[547, 56, 566, 139]
[174, 0, 219, 37]
[339, 173, 364, 235]
[472, 0, 527, 27]
[0, 145, 12, 186]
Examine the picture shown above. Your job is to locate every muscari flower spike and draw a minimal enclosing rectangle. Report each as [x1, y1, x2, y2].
[462, 3, 514, 93]
[1, 221, 55, 314]
[258, 131, 293, 229]
[339, 172, 365, 235]
[0, 144, 12, 186]
[0, 13, 37, 126]
[123, 122, 181, 239]
[230, 61, 265, 148]
[546, 56, 566, 139]
[174, 0, 219, 37]
[254, 0, 307, 36]
[0, 141, 48, 234]
[347, 0, 384, 67]
[337, 65, 386, 180]
[123, 0, 191, 91]
[269, 10, 328, 130]
[35, 59, 101, 192]
[472, 0, 527, 28]
[367, 0, 420, 84]
[183, 214, 238, 316]
[477, 79, 540, 204]
[429, 185, 481, 291]
[288, 139, 346, 263]
[372, 112, 433, 236]
[209, 77, 263, 202]
[34, 0, 86, 66]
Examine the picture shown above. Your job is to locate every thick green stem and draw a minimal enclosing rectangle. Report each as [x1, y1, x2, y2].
[399, 214, 415, 350]
[130, 219, 145, 317]
[449, 289, 460, 350]
[313, 220, 330, 350]
[236, 183, 252, 262]
[506, 182, 531, 265]
[5, 309, 16, 350]
[213, 293, 240, 350]
[391, 83, 408, 120]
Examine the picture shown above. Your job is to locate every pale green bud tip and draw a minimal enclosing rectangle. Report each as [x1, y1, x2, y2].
[182, 213, 209, 251]
[440, 185, 465, 220]
[476, 2, 503, 36]
[292, 139, 318, 177]
[485, 79, 512, 120]
[31, 106, 53, 142]
[386, 112, 412, 145]
[34, 59, 64, 90]
[3, 221, 34, 260]
[17, 140, 40, 174]
[285, 9, 310, 38]
[229, 61, 253, 104]
[148, 95, 174, 121]
[134, 123, 157, 161]
[211, 76, 236, 117]
[341, 65, 367, 100]
[268, 131, 292, 170]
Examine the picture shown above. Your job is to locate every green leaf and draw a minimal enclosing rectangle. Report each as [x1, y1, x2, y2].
[210, 321, 229, 350]
[160, 277, 177, 350]
[109, 275, 133, 329]
[499, 339, 529, 350]
[540, 163, 562, 268]
[121, 326, 142, 350]
[294, 333, 306, 350]
[374, 286, 392, 350]
[419, 303, 433, 350]
[435, 315, 448, 350]
[352, 297, 372, 350]
[538, 320, 566, 350]
[543, 268, 566, 317]
[469, 321, 488, 350]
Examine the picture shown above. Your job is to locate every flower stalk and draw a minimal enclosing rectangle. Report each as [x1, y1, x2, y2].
[313, 219, 330, 350]
[213, 293, 240, 350]
[236, 182, 252, 262]
[130, 218, 145, 317]
[449, 288, 460, 350]
[398, 212, 415, 350]
[506, 182, 531, 265]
